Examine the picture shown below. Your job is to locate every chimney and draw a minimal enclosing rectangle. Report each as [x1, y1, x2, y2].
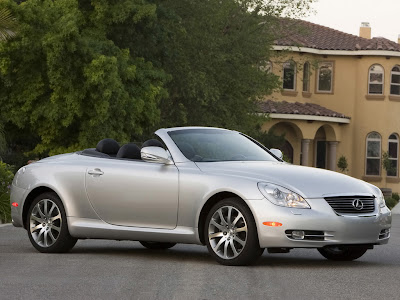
[359, 22, 371, 39]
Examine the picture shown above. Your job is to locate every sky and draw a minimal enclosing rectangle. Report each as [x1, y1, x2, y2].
[304, 0, 400, 42]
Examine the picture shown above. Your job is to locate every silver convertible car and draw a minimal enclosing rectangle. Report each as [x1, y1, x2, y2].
[10, 127, 391, 265]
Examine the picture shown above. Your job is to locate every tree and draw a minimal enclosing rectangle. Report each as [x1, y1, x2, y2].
[110, 0, 315, 136]
[0, 0, 167, 155]
[0, 7, 17, 41]
[0, 0, 316, 158]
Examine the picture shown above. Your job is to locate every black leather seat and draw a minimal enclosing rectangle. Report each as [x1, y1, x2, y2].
[142, 139, 164, 149]
[116, 143, 141, 160]
[96, 138, 120, 156]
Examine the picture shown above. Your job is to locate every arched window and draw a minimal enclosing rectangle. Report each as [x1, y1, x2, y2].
[390, 65, 400, 95]
[283, 61, 296, 90]
[366, 132, 381, 176]
[368, 64, 384, 95]
[302, 62, 310, 92]
[388, 134, 399, 176]
[317, 62, 333, 93]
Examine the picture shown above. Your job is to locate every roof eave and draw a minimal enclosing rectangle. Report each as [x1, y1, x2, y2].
[273, 45, 400, 57]
[259, 112, 350, 124]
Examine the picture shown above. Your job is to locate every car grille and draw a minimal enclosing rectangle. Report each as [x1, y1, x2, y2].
[324, 196, 375, 214]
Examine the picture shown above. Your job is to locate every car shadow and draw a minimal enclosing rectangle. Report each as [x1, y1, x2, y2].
[67, 243, 386, 268]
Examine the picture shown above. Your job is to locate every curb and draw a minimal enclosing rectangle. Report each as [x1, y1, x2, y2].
[0, 223, 11, 228]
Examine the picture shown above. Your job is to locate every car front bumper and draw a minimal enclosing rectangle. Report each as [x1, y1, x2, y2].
[10, 184, 27, 228]
[248, 198, 392, 249]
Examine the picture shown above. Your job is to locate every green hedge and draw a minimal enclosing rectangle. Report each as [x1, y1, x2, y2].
[385, 193, 399, 210]
[0, 162, 14, 222]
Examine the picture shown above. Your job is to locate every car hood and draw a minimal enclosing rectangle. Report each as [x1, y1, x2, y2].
[195, 161, 375, 199]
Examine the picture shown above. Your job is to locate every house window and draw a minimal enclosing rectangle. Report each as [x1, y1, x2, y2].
[388, 134, 399, 177]
[366, 132, 381, 176]
[390, 66, 400, 95]
[283, 61, 296, 90]
[317, 62, 333, 92]
[368, 64, 384, 95]
[302, 62, 310, 92]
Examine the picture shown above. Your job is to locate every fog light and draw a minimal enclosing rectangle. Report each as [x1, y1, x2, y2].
[291, 230, 305, 240]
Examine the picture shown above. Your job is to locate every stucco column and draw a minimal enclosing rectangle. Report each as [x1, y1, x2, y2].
[301, 139, 311, 166]
[328, 141, 338, 171]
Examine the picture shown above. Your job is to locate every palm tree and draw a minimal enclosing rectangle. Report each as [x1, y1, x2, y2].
[0, 7, 17, 41]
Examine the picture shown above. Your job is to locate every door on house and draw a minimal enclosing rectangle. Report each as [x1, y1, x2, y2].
[316, 140, 327, 168]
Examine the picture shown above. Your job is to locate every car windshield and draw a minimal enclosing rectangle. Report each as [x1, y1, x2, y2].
[168, 129, 278, 162]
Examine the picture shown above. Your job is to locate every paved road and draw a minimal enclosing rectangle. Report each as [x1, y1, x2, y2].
[1, 216, 399, 300]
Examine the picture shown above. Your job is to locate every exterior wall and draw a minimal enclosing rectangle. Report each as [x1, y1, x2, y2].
[263, 51, 400, 192]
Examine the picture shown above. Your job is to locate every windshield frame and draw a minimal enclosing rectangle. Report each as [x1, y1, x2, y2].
[166, 128, 282, 163]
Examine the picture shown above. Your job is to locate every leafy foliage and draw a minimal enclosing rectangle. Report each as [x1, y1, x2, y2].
[0, 0, 167, 155]
[0, 0, 316, 157]
[0, 162, 13, 222]
[382, 151, 396, 176]
[0, 7, 17, 41]
[337, 155, 348, 173]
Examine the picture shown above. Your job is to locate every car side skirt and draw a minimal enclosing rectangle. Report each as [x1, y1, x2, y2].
[68, 217, 202, 244]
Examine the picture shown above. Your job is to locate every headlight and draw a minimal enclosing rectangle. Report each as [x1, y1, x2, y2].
[257, 182, 310, 209]
[377, 189, 386, 208]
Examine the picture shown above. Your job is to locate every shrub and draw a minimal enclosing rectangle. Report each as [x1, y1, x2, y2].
[337, 155, 348, 173]
[385, 197, 399, 210]
[0, 162, 14, 222]
[392, 192, 400, 201]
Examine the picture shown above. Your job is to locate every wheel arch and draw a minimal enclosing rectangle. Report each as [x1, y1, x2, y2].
[197, 192, 257, 245]
[22, 186, 60, 229]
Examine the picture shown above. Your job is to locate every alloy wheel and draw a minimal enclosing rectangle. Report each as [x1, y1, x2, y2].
[208, 205, 248, 259]
[29, 199, 62, 247]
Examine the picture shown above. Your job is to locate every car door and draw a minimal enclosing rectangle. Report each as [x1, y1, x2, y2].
[85, 157, 179, 229]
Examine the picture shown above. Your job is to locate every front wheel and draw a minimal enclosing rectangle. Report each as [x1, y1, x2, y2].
[27, 192, 77, 253]
[204, 198, 264, 266]
[139, 241, 176, 250]
[318, 246, 368, 261]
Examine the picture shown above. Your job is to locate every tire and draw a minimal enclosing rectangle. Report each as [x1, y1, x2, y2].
[27, 192, 77, 253]
[139, 241, 176, 250]
[318, 246, 368, 261]
[204, 198, 264, 266]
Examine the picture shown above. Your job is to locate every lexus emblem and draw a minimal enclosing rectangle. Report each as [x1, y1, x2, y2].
[352, 199, 364, 210]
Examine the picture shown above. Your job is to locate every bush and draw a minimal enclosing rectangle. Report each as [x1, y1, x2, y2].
[0, 162, 14, 222]
[385, 197, 399, 210]
[392, 192, 400, 201]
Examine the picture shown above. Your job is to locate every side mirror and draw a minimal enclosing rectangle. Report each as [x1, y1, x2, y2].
[270, 148, 283, 160]
[141, 147, 174, 165]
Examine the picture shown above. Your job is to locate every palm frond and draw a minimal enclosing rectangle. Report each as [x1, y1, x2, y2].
[0, 8, 17, 41]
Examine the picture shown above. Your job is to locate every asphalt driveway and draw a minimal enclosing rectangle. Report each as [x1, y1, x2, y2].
[1, 215, 399, 300]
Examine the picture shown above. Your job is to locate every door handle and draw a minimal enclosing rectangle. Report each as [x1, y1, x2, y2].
[88, 168, 104, 176]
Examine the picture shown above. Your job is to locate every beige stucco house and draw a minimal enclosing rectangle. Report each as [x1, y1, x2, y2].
[260, 20, 400, 192]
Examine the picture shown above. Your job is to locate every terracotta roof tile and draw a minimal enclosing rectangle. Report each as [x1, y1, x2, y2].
[258, 100, 350, 119]
[275, 19, 400, 52]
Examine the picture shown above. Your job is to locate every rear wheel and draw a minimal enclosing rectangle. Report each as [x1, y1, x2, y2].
[27, 192, 77, 253]
[139, 241, 176, 250]
[204, 198, 264, 266]
[318, 246, 368, 261]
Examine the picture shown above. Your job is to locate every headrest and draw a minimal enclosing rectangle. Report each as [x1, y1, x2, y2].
[142, 139, 164, 148]
[96, 138, 120, 155]
[116, 143, 141, 160]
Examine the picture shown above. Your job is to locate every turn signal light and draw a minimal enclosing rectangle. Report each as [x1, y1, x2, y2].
[11, 202, 18, 207]
[263, 221, 282, 227]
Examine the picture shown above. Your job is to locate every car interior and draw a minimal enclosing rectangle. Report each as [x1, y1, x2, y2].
[79, 138, 165, 160]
